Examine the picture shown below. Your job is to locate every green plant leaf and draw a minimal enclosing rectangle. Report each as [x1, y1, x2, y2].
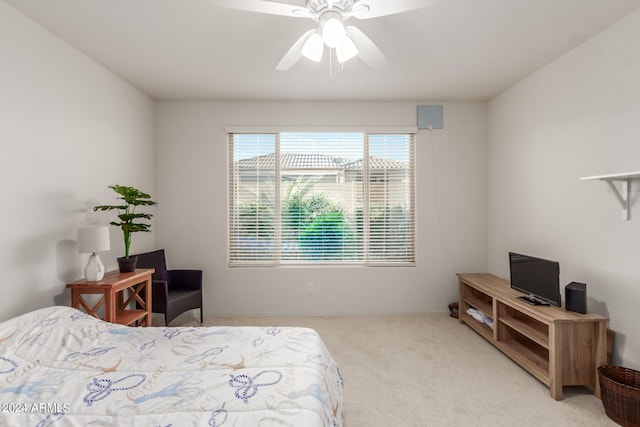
[92, 185, 158, 258]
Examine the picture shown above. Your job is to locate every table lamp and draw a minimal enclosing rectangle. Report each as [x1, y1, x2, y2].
[77, 226, 111, 282]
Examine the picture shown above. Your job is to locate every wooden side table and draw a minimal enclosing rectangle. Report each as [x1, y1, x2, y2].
[67, 269, 154, 326]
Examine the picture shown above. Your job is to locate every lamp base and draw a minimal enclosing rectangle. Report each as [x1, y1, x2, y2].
[84, 253, 105, 282]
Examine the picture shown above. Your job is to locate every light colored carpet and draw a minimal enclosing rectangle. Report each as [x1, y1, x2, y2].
[171, 312, 616, 427]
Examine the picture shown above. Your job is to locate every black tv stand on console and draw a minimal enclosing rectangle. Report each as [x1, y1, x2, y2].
[517, 295, 549, 306]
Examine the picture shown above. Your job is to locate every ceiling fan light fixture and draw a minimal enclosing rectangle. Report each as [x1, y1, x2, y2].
[218, 0, 423, 71]
[301, 32, 324, 62]
[322, 17, 346, 48]
[336, 36, 358, 63]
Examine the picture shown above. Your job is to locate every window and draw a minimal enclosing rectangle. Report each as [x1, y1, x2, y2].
[228, 131, 415, 266]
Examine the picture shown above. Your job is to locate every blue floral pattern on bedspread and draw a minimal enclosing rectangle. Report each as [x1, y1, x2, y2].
[0, 306, 344, 426]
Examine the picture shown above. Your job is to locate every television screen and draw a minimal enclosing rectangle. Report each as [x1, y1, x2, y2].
[509, 252, 561, 307]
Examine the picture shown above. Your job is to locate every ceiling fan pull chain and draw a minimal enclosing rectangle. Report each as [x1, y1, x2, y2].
[329, 48, 333, 84]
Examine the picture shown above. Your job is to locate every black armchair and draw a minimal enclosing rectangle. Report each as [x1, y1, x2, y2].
[132, 249, 203, 326]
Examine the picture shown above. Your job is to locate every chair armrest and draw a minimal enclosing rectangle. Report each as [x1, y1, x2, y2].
[152, 280, 169, 302]
[150, 280, 170, 315]
[166, 270, 203, 291]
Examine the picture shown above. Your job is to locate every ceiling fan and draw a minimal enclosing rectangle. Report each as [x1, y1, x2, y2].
[214, 0, 431, 70]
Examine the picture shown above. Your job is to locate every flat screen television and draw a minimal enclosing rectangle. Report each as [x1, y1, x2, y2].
[509, 252, 561, 307]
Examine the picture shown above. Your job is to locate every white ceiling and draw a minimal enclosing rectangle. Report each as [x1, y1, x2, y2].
[6, 0, 640, 101]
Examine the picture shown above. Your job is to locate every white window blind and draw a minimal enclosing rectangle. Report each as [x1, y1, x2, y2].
[228, 132, 415, 266]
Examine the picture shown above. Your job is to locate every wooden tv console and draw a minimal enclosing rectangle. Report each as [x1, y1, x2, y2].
[457, 273, 608, 400]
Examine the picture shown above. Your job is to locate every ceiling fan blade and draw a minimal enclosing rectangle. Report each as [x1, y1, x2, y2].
[345, 26, 388, 68]
[352, 0, 434, 19]
[276, 29, 316, 70]
[213, 0, 310, 18]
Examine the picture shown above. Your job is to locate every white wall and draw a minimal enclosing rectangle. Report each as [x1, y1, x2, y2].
[488, 9, 640, 369]
[155, 101, 487, 315]
[0, 2, 155, 321]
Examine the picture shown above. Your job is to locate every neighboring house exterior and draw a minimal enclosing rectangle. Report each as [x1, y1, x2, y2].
[234, 152, 410, 207]
[235, 152, 409, 183]
[231, 152, 413, 263]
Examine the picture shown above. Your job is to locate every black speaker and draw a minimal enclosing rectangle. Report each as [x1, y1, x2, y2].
[565, 282, 587, 314]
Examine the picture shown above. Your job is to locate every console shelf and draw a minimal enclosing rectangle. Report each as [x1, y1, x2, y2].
[463, 294, 492, 317]
[457, 273, 608, 400]
[499, 315, 549, 349]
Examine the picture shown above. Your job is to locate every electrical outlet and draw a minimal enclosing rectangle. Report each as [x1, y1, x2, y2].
[307, 282, 315, 294]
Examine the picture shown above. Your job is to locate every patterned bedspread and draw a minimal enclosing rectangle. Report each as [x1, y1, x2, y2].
[0, 306, 343, 426]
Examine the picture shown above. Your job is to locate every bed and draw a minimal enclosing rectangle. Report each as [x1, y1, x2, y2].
[0, 306, 344, 426]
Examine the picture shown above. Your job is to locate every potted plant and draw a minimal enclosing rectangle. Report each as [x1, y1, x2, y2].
[93, 185, 158, 272]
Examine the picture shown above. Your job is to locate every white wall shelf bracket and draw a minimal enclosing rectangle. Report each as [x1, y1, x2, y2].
[580, 171, 640, 221]
[605, 179, 629, 220]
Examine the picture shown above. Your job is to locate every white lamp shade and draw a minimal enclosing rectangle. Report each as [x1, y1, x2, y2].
[301, 32, 324, 62]
[336, 36, 358, 63]
[322, 18, 346, 48]
[77, 226, 111, 253]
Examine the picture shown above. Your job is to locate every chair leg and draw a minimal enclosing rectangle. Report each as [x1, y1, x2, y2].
[200, 307, 203, 325]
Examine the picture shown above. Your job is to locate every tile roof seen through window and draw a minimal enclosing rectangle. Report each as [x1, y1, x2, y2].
[343, 157, 407, 170]
[236, 153, 407, 170]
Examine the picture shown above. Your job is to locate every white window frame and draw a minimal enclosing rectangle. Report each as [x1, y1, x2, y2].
[227, 127, 417, 267]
